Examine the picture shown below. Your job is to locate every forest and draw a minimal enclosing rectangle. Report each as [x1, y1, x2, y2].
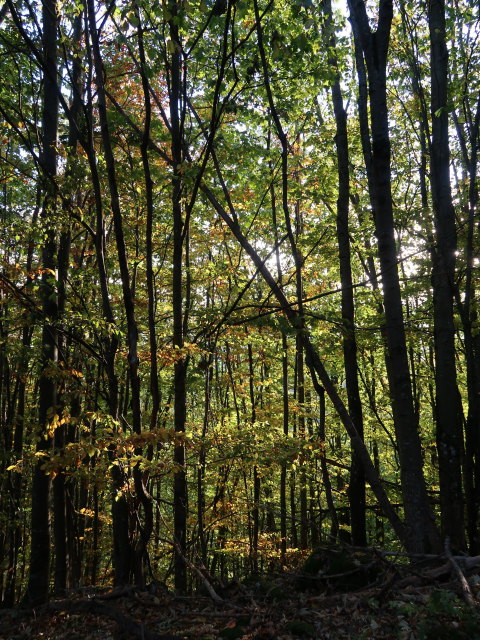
[1, 0, 480, 636]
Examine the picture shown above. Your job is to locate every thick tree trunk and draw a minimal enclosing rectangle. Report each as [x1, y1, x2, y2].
[348, 0, 439, 553]
[428, 0, 465, 551]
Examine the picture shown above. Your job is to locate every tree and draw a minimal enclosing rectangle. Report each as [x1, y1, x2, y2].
[22, 0, 59, 605]
[324, 0, 366, 546]
[428, 0, 465, 550]
[348, 0, 439, 553]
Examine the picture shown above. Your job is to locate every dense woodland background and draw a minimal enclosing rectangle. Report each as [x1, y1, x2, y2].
[0, 0, 479, 610]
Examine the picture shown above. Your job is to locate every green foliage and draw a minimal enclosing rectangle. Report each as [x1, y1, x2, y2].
[389, 590, 480, 640]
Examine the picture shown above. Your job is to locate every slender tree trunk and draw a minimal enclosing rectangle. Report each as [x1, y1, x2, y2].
[269, 132, 289, 561]
[311, 377, 339, 539]
[197, 348, 212, 567]
[169, 8, 188, 592]
[324, 0, 366, 546]
[87, 0, 152, 585]
[53, 13, 84, 595]
[4, 192, 39, 606]
[23, 0, 59, 604]
[296, 335, 308, 550]
[130, 7, 155, 587]
[280, 332, 289, 560]
[247, 344, 260, 573]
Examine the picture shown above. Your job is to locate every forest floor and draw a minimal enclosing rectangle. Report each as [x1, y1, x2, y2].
[2, 549, 480, 640]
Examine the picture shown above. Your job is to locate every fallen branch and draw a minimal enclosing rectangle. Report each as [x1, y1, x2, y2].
[172, 540, 224, 604]
[157, 506, 225, 605]
[444, 538, 476, 608]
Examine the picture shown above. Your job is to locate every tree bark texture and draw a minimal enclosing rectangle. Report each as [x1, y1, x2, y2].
[325, 0, 367, 546]
[348, 0, 439, 553]
[429, 0, 465, 550]
[169, 9, 188, 592]
[23, 0, 58, 605]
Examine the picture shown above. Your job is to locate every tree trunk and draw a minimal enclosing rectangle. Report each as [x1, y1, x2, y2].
[297, 335, 309, 550]
[348, 0, 439, 553]
[23, 0, 59, 604]
[324, 0, 366, 546]
[169, 9, 188, 592]
[428, 0, 465, 551]
[269, 134, 289, 561]
[53, 13, 84, 595]
[87, 0, 150, 585]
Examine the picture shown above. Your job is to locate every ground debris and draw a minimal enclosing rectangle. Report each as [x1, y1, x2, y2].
[2, 555, 480, 640]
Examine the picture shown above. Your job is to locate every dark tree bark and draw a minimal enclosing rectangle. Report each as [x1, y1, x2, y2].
[23, 0, 59, 605]
[87, 0, 153, 586]
[169, 7, 188, 593]
[248, 344, 260, 574]
[324, 0, 366, 546]
[53, 12, 84, 596]
[453, 95, 480, 553]
[348, 0, 439, 553]
[428, 0, 465, 551]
